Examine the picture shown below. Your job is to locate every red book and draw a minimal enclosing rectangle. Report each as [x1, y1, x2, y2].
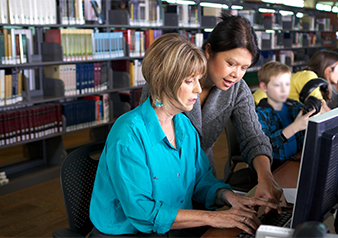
[4, 112, 14, 145]
[14, 111, 21, 143]
[19, 110, 27, 141]
[27, 108, 35, 140]
[144, 30, 154, 51]
[9, 112, 16, 144]
[56, 104, 63, 133]
[45, 29, 62, 44]
[0, 113, 4, 146]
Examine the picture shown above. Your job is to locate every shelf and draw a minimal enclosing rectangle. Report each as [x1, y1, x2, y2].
[0, 57, 145, 68]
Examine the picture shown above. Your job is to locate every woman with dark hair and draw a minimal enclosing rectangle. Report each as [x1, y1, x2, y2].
[253, 50, 337, 111]
[141, 13, 283, 208]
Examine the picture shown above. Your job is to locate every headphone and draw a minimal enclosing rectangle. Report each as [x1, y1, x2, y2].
[299, 78, 329, 115]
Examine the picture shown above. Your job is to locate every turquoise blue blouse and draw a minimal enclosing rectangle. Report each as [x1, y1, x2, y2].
[89, 97, 230, 235]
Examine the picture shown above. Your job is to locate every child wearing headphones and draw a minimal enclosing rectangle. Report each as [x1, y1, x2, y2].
[256, 61, 319, 171]
[253, 50, 337, 113]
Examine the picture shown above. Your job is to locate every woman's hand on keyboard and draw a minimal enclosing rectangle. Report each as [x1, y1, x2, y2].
[207, 207, 260, 235]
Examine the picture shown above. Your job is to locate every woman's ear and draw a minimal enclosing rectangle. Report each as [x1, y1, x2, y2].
[324, 66, 332, 81]
[205, 43, 212, 60]
[260, 82, 268, 93]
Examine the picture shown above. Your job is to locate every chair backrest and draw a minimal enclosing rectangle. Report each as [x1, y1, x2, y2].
[223, 120, 257, 193]
[60, 142, 104, 236]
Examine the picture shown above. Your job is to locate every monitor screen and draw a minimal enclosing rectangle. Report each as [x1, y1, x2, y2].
[291, 107, 338, 228]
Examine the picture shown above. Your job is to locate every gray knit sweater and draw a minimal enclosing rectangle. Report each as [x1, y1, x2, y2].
[140, 79, 272, 175]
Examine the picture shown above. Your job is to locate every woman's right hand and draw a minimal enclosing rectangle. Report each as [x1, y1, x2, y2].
[214, 189, 280, 234]
[208, 207, 260, 235]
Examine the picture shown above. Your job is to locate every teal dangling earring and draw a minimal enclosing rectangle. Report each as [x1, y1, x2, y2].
[155, 97, 163, 107]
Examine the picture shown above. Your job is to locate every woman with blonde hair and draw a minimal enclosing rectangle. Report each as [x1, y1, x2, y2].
[89, 33, 279, 238]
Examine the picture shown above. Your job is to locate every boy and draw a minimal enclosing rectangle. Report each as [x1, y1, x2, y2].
[256, 61, 317, 171]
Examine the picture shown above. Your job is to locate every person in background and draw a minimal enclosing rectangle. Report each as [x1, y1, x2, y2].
[255, 61, 318, 171]
[140, 13, 283, 209]
[253, 50, 338, 112]
[89, 33, 280, 238]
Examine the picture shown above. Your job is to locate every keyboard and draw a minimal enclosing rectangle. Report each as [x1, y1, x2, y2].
[237, 210, 292, 238]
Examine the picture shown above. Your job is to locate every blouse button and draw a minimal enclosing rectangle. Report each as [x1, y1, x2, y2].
[180, 199, 184, 203]
[153, 176, 158, 180]
[177, 173, 180, 177]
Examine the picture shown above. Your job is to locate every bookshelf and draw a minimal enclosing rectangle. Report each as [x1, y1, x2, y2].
[0, 0, 337, 195]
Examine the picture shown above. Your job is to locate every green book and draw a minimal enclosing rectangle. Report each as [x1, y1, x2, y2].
[0, 33, 4, 65]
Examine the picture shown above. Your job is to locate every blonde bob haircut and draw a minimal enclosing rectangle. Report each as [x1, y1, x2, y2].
[258, 61, 291, 85]
[142, 33, 207, 107]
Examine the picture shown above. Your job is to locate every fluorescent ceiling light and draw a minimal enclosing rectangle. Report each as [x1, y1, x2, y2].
[261, 0, 303, 8]
[231, 5, 243, 10]
[258, 8, 276, 13]
[332, 6, 338, 12]
[204, 28, 214, 32]
[165, 0, 196, 5]
[316, 3, 332, 11]
[279, 10, 294, 16]
[296, 12, 303, 18]
[200, 2, 229, 9]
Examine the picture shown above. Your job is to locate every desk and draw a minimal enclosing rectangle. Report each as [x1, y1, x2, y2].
[201, 161, 300, 238]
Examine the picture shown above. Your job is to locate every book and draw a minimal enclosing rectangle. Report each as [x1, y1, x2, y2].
[90, 0, 104, 24]
[5, 74, 12, 105]
[101, 93, 109, 123]
[0, 32, 4, 65]
[0, 69, 4, 106]
[0, 113, 4, 146]
[0, 0, 8, 23]
[84, 96, 102, 125]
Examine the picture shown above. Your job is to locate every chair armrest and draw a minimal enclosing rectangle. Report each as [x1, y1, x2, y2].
[52, 228, 86, 238]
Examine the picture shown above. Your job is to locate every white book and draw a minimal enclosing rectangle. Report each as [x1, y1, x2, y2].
[8, 0, 16, 24]
[182, 5, 189, 27]
[32, 0, 39, 24]
[9, 29, 17, 65]
[50, 0, 57, 24]
[14, 0, 22, 24]
[0, 0, 8, 23]
[84, 0, 97, 21]
[76, 0, 85, 25]
[0, 70, 5, 106]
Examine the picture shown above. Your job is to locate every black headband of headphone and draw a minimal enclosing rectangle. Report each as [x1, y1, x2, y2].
[299, 78, 329, 103]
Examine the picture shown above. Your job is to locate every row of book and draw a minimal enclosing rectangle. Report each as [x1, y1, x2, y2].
[62, 95, 109, 132]
[0, 28, 33, 65]
[256, 31, 323, 50]
[45, 28, 125, 61]
[0, 104, 63, 146]
[43, 62, 110, 97]
[0, 0, 102, 25]
[125, 0, 163, 27]
[0, 69, 23, 106]
[0, 95, 110, 145]
[0, 0, 57, 25]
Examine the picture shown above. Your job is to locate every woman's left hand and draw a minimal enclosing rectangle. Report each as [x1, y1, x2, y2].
[254, 174, 283, 214]
[224, 189, 281, 213]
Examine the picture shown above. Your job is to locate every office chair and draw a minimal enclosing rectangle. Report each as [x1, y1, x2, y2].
[223, 120, 258, 193]
[52, 142, 105, 238]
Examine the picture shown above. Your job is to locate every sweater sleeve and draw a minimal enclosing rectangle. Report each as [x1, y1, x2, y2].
[231, 81, 273, 169]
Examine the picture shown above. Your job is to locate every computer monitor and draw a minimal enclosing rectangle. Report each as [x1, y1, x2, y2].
[291, 107, 338, 229]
